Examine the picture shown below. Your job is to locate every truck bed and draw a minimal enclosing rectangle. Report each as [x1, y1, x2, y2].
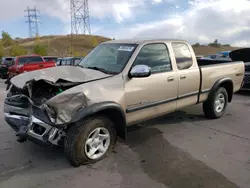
[197, 59, 232, 66]
[197, 60, 245, 103]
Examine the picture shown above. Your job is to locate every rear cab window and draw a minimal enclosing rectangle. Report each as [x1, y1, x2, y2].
[44, 57, 58, 62]
[17, 56, 43, 65]
[171, 42, 193, 70]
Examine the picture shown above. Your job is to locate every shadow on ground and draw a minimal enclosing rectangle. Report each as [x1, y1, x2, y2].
[122, 125, 239, 188]
[116, 110, 239, 188]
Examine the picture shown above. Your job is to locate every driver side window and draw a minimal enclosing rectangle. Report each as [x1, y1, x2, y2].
[132, 43, 172, 73]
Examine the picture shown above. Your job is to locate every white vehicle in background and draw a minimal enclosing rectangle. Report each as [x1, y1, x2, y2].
[201, 54, 231, 61]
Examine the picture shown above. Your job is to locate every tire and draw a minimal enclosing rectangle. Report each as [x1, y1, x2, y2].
[203, 87, 228, 119]
[64, 115, 117, 167]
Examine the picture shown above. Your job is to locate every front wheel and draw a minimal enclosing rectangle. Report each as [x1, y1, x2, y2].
[203, 87, 228, 119]
[64, 116, 117, 167]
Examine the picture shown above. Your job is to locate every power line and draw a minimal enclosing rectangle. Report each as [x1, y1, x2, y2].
[70, 0, 91, 35]
[24, 6, 41, 37]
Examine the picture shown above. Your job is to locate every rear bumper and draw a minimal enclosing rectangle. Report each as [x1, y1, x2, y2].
[4, 101, 65, 146]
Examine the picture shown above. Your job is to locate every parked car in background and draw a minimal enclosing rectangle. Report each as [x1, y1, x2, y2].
[0, 57, 15, 78]
[4, 39, 244, 167]
[196, 55, 204, 59]
[229, 48, 250, 91]
[43, 56, 58, 63]
[8, 54, 56, 78]
[57, 57, 82, 66]
[201, 54, 231, 61]
[218, 51, 231, 58]
[56, 58, 62, 66]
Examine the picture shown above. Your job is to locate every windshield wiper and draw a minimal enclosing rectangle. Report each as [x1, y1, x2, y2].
[85, 66, 116, 75]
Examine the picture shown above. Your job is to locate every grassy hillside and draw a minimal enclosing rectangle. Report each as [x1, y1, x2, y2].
[12, 35, 111, 57]
[192, 45, 239, 56]
[6, 35, 240, 57]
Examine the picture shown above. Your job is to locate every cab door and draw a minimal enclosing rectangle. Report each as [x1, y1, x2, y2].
[171, 42, 200, 109]
[124, 43, 178, 125]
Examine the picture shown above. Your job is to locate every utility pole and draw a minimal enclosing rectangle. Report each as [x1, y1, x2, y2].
[25, 6, 41, 38]
[70, 0, 91, 35]
[70, 0, 91, 56]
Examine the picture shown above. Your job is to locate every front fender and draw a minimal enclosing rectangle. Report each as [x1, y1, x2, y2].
[71, 101, 127, 139]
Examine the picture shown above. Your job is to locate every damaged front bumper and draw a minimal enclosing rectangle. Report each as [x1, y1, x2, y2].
[4, 97, 66, 146]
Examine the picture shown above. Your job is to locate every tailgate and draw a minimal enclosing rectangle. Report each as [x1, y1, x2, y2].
[200, 62, 244, 94]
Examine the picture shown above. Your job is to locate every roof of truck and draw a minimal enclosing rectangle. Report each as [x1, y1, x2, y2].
[103, 38, 188, 44]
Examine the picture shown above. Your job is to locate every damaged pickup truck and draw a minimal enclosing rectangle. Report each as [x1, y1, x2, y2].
[4, 39, 244, 167]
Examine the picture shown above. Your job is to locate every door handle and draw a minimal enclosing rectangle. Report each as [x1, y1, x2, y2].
[180, 75, 186, 79]
[167, 76, 174, 82]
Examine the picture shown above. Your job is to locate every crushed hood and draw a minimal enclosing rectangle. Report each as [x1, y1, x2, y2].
[229, 48, 250, 62]
[10, 66, 111, 88]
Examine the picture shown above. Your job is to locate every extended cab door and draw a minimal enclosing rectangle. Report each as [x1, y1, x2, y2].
[125, 43, 178, 125]
[171, 42, 200, 109]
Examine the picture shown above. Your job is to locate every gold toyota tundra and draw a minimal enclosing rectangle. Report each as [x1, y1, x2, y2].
[4, 39, 244, 167]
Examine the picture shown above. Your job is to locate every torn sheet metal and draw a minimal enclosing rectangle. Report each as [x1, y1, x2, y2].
[43, 75, 125, 125]
[8, 66, 125, 127]
[10, 66, 111, 88]
[45, 92, 89, 124]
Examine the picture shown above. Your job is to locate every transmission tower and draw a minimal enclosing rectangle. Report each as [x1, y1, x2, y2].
[70, 0, 91, 35]
[25, 6, 41, 37]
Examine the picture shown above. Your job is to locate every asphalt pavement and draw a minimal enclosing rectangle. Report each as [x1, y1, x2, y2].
[0, 79, 249, 188]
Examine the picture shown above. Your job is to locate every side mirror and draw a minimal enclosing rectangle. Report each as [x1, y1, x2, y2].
[129, 65, 151, 78]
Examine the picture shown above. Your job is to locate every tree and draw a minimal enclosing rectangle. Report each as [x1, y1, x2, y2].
[33, 44, 48, 56]
[193, 42, 200, 47]
[0, 40, 4, 60]
[1, 31, 13, 47]
[91, 37, 99, 48]
[82, 51, 88, 57]
[74, 51, 80, 57]
[9, 43, 27, 56]
[208, 39, 220, 47]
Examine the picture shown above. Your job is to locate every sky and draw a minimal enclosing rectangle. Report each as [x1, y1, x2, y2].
[1, 0, 250, 46]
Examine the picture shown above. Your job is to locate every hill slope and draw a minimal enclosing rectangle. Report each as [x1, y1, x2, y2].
[16, 35, 111, 57]
[13, 35, 240, 57]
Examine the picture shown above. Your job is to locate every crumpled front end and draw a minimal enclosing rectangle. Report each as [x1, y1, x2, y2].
[4, 76, 91, 146]
[4, 82, 71, 146]
[4, 67, 124, 146]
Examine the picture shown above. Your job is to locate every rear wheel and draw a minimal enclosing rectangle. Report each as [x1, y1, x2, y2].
[203, 87, 228, 119]
[64, 115, 117, 167]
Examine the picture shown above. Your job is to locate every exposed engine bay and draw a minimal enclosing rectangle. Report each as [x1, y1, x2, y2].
[7, 79, 79, 106]
[4, 66, 112, 147]
[7, 78, 85, 124]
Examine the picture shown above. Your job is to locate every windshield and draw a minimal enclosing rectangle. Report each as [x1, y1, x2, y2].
[77, 43, 137, 74]
[18, 56, 43, 65]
